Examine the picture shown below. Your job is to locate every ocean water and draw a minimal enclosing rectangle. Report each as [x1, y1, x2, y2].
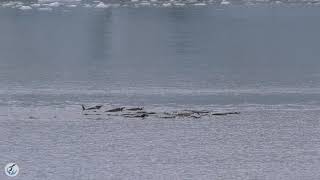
[1, 3, 320, 180]
[1, 4, 320, 109]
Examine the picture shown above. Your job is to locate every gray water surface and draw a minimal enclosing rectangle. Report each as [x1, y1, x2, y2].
[1, 5, 320, 107]
[1, 5, 320, 180]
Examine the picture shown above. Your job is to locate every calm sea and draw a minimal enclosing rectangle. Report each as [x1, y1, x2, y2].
[1, 5, 320, 109]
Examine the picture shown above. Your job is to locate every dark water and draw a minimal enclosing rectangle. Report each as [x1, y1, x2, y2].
[1, 5, 320, 107]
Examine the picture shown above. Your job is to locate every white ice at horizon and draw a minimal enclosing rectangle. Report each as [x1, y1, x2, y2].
[162, 2, 171, 7]
[1, 0, 320, 10]
[30, 3, 41, 7]
[221, 0, 231, 5]
[47, 2, 60, 7]
[95, 2, 110, 8]
[174, 2, 186, 6]
[194, 2, 207, 6]
[66, 4, 77, 7]
[139, 2, 151, 6]
[2, 2, 16, 7]
[19, 5, 32, 10]
[38, 7, 53, 11]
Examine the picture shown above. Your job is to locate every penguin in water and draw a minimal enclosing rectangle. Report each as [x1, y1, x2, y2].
[122, 113, 148, 118]
[81, 105, 103, 111]
[105, 107, 125, 112]
[126, 107, 144, 111]
[211, 112, 240, 116]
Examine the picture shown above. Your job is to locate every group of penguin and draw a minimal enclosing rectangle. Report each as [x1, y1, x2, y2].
[81, 104, 240, 119]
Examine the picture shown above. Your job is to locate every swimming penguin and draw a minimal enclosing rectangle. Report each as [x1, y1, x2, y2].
[81, 105, 103, 111]
[105, 107, 125, 112]
[137, 113, 148, 118]
[185, 110, 209, 114]
[123, 113, 148, 118]
[136, 111, 156, 115]
[126, 107, 144, 111]
[211, 112, 240, 116]
[175, 112, 193, 117]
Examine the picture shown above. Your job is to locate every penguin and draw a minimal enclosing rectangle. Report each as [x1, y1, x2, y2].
[126, 107, 144, 111]
[212, 112, 240, 116]
[105, 107, 125, 112]
[123, 113, 148, 118]
[81, 105, 103, 111]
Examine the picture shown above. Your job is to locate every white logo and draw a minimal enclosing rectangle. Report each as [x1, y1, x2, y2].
[4, 163, 19, 177]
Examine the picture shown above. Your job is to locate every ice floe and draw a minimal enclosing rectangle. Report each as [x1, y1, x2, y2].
[2, 0, 320, 10]
[2, 2, 16, 7]
[174, 2, 186, 6]
[194, 2, 207, 6]
[47, 2, 60, 7]
[30, 3, 41, 8]
[19, 5, 32, 10]
[95, 2, 110, 8]
[139, 2, 151, 6]
[38, 7, 53, 11]
[2, 1, 23, 8]
[66, 4, 77, 8]
[38, 0, 57, 3]
[162, 2, 172, 7]
[220, 0, 230, 5]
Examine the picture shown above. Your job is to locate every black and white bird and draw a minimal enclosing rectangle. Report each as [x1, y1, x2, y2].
[81, 105, 103, 111]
